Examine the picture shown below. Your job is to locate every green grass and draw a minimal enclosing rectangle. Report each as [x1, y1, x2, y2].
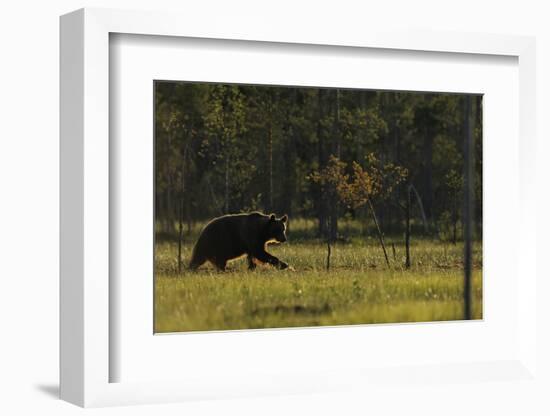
[154, 226, 482, 333]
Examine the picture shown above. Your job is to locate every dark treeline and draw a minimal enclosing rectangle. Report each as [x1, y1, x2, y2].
[155, 81, 482, 242]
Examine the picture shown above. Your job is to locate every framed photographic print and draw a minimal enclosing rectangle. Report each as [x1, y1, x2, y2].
[60, 7, 539, 408]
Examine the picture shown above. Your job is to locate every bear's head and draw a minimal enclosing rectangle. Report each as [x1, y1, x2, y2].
[266, 214, 288, 243]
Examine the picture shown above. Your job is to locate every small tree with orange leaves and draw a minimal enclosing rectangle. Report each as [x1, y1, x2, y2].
[338, 154, 408, 268]
[310, 154, 407, 270]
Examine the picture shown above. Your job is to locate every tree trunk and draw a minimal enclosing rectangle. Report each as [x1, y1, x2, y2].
[281, 91, 297, 218]
[367, 198, 391, 268]
[335, 89, 341, 158]
[405, 186, 411, 269]
[317, 89, 327, 237]
[410, 184, 429, 233]
[326, 238, 332, 271]
[326, 215, 332, 271]
[177, 198, 184, 273]
[474, 97, 483, 239]
[268, 95, 274, 212]
[329, 89, 341, 241]
[177, 148, 187, 274]
[422, 95, 434, 222]
[463, 95, 474, 320]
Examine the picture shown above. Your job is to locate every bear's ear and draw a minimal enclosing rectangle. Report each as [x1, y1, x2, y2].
[269, 214, 276, 222]
[280, 214, 288, 223]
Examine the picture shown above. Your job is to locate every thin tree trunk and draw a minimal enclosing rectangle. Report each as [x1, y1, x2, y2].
[405, 186, 411, 269]
[326, 216, 332, 271]
[268, 96, 273, 211]
[475, 97, 483, 239]
[326, 239, 331, 271]
[423, 124, 434, 220]
[177, 198, 184, 273]
[367, 198, 391, 268]
[317, 89, 327, 237]
[410, 184, 429, 233]
[281, 90, 297, 217]
[335, 89, 341, 158]
[177, 150, 186, 274]
[329, 89, 341, 241]
[463, 96, 474, 320]
[422, 95, 434, 222]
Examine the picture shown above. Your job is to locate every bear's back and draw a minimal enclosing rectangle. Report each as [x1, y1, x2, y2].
[195, 213, 264, 261]
[202, 213, 250, 235]
[206, 212, 266, 229]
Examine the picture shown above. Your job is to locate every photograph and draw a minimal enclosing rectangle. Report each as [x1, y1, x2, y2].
[154, 81, 482, 333]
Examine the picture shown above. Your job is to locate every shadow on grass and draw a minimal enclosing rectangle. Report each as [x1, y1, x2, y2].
[251, 303, 332, 317]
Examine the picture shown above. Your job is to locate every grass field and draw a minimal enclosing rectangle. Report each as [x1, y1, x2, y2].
[154, 218, 482, 333]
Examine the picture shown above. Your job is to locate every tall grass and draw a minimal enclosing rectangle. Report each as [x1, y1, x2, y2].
[154, 218, 482, 332]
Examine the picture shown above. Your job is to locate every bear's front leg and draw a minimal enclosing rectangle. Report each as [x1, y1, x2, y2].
[278, 260, 289, 270]
[253, 249, 288, 270]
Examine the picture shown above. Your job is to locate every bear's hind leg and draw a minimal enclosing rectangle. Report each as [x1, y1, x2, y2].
[189, 256, 206, 270]
[213, 258, 227, 271]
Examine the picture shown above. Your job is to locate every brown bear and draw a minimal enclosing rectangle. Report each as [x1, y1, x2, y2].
[189, 212, 290, 271]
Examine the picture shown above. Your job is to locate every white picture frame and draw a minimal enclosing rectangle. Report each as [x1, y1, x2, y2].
[60, 7, 538, 408]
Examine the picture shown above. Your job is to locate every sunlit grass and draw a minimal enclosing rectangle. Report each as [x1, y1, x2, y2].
[154, 224, 482, 332]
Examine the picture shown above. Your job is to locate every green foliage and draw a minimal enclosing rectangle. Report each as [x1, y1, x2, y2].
[308, 155, 348, 199]
[155, 81, 482, 242]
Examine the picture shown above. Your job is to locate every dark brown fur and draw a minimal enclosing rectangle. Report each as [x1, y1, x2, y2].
[189, 212, 289, 271]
